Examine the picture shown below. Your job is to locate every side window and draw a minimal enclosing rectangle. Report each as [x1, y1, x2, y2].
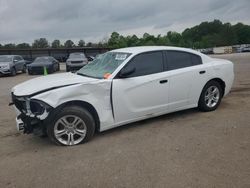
[19, 56, 24, 61]
[190, 54, 202, 65]
[13, 56, 19, 62]
[124, 51, 164, 77]
[16, 56, 22, 61]
[166, 51, 202, 70]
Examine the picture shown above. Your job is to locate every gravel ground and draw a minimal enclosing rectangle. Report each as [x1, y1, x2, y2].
[0, 53, 250, 188]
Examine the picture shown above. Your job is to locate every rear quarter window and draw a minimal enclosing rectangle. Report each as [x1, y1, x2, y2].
[190, 54, 202, 65]
[166, 51, 202, 70]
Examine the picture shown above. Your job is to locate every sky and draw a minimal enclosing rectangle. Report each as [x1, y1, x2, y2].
[0, 0, 250, 44]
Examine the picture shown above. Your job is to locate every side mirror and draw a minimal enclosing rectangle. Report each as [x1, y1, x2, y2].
[13, 59, 18, 63]
[119, 67, 135, 78]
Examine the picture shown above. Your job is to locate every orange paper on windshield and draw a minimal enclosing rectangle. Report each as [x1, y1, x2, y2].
[103, 73, 111, 79]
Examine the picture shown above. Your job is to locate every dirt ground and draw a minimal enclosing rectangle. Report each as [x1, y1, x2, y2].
[0, 53, 250, 188]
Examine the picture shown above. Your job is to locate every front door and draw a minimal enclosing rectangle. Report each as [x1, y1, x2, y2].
[112, 51, 170, 124]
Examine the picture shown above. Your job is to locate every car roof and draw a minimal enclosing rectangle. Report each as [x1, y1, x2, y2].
[0, 55, 15, 57]
[70, 52, 84, 55]
[111, 46, 204, 56]
[36, 56, 52, 58]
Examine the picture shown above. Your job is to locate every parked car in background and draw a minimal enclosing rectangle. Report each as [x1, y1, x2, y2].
[66, 52, 88, 72]
[11, 46, 234, 146]
[24, 59, 32, 65]
[27, 56, 60, 75]
[200, 48, 214, 54]
[241, 47, 250, 52]
[0, 55, 26, 76]
[87, 56, 95, 62]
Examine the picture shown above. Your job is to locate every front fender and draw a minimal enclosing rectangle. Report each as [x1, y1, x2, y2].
[31, 81, 114, 130]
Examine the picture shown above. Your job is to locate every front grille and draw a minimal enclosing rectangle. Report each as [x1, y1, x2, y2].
[30, 67, 43, 72]
[71, 61, 83, 64]
[70, 66, 83, 71]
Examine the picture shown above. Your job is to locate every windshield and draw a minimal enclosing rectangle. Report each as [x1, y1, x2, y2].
[69, 53, 85, 59]
[0, 56, 12, 63]
[77, 52, 131, 79]
[34, 57, 51, 63]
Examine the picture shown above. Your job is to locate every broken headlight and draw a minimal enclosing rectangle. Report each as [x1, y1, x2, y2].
[29, 99, 51, 115]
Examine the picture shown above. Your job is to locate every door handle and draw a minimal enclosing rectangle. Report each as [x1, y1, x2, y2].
[159, 80, 168, 84]
[199, 70, 206, 74]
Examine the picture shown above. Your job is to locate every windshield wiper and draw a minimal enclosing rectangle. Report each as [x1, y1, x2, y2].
[76, 72, 89, 77]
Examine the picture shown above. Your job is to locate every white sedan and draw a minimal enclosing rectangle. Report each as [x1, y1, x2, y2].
[11, 46, 234, 146]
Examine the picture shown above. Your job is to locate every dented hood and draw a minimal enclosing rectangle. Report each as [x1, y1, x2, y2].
[12, 72, 98, 96]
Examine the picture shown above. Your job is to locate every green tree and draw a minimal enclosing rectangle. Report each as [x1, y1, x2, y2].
[156, 35, 170, 46]
[126, 35, 140, 47]
[78, 40, 85, 47]
[118, 36, 127, 48]
[108, 32, 120, 48]
[167, 31, 182, 46]
[216, 23, 238, 46]
[16, 43, 30, 49]
[3, 43, 16, 49]
[64, 40, 75, 48]
[32, 38, 49, 48]
[51, 39, 61, 48]
[141, 33, 157, 46]
[233, 23, 250, 44]
[86, 42, 93, 47]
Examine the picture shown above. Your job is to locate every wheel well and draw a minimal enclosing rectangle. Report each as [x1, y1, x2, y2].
[208, 78, 226, 97]
[56, 100, 100, 131]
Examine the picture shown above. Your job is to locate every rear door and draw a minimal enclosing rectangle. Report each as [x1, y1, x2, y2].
[165, 50, 209, 110]
[112, 51, 170, 124]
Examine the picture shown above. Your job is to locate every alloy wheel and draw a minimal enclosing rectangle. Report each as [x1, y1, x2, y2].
[54, 115, 87, 146]
[204, 86, 220, 108]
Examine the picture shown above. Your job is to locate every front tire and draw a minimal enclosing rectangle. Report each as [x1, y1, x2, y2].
[22, 65, 27, 73]
[53, 65, 57, 73]
[198, 81, 223, 112]
[47, 106, 95, 146]
[66, 65, 70, 72]
[10, 67, 16, 76]
[28, 70, 33, 75]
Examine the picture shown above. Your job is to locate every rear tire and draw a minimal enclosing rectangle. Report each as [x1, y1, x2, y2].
[198, 80, 223, 112]
[47, 106, 95, 146]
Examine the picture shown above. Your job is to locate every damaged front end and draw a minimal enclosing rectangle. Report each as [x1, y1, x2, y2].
[10, 93, 52, 136]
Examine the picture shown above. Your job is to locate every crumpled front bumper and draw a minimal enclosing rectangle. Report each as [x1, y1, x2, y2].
[14, 107, 47, 135]
[11, 94, 52, 135]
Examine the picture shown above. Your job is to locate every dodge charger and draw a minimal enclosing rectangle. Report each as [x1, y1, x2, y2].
[10, 46, 234, 146]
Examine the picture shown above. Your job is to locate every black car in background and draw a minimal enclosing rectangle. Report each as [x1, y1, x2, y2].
[27, 56, 60, 75]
